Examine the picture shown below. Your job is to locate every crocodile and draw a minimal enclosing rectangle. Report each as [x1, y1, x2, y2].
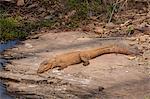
[37, 44, 141, 74]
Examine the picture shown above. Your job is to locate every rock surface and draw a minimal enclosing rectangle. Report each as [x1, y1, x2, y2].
[0, 32, 150, 99]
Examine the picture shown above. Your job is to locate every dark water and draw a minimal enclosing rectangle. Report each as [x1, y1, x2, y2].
[0, 40, 18, 99]
[0, 40, 18, 53]
[0, 83, 14, 99]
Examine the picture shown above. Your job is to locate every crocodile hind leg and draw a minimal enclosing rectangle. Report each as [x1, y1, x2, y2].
[80, 54, 90, 66]
[57, 63, 68, 70]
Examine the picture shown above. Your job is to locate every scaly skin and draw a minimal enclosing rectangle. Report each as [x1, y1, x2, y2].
[37, 44, 141, 74]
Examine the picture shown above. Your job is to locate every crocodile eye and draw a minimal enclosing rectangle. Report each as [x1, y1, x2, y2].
[41, 60, 48, 65]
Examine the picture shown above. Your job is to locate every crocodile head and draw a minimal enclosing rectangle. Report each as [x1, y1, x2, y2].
[37, 59, 54, 74]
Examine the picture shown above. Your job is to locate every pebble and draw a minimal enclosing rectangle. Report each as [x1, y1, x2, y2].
[127, 56, 136, 60]
[105, 22, 116, 29]
[127, 37, 137, 41]
[129, 41, 137, 46]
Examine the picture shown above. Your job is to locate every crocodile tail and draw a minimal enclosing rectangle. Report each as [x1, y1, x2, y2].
[96, 44, 143, 56]
[110, 45, 143, 56]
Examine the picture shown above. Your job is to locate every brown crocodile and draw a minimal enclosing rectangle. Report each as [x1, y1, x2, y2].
[37, 44, 142, 74]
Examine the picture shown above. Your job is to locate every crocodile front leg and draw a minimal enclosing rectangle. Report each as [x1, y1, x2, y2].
[57, 63, 68, 70]
[80, 53, 90, 66]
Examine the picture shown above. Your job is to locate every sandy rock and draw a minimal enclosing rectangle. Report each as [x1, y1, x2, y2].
[1, 32, 150, 99]
[94, 27, 104, 34]
[25, 43, 33, 49]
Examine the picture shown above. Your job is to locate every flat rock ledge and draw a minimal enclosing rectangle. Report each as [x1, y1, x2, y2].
[0, 32, 150, 99]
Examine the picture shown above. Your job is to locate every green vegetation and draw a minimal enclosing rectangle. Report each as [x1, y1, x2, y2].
[65, 21, 79, 29]
[38, 19, 56, 28]
[127, 25, 134, 35]
[0, 14, 56, 41]
[144, 96, 150, 99]
[0, 0, 123, 41]
[67, 0, 104, 20]
[0, 16, 27, 41]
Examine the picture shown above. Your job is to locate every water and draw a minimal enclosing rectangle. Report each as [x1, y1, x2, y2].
[0, 40, 18, 99]
[0, 40, 18, 53]
[0, 83, 14, 99]
[0, 40, 18, 69]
